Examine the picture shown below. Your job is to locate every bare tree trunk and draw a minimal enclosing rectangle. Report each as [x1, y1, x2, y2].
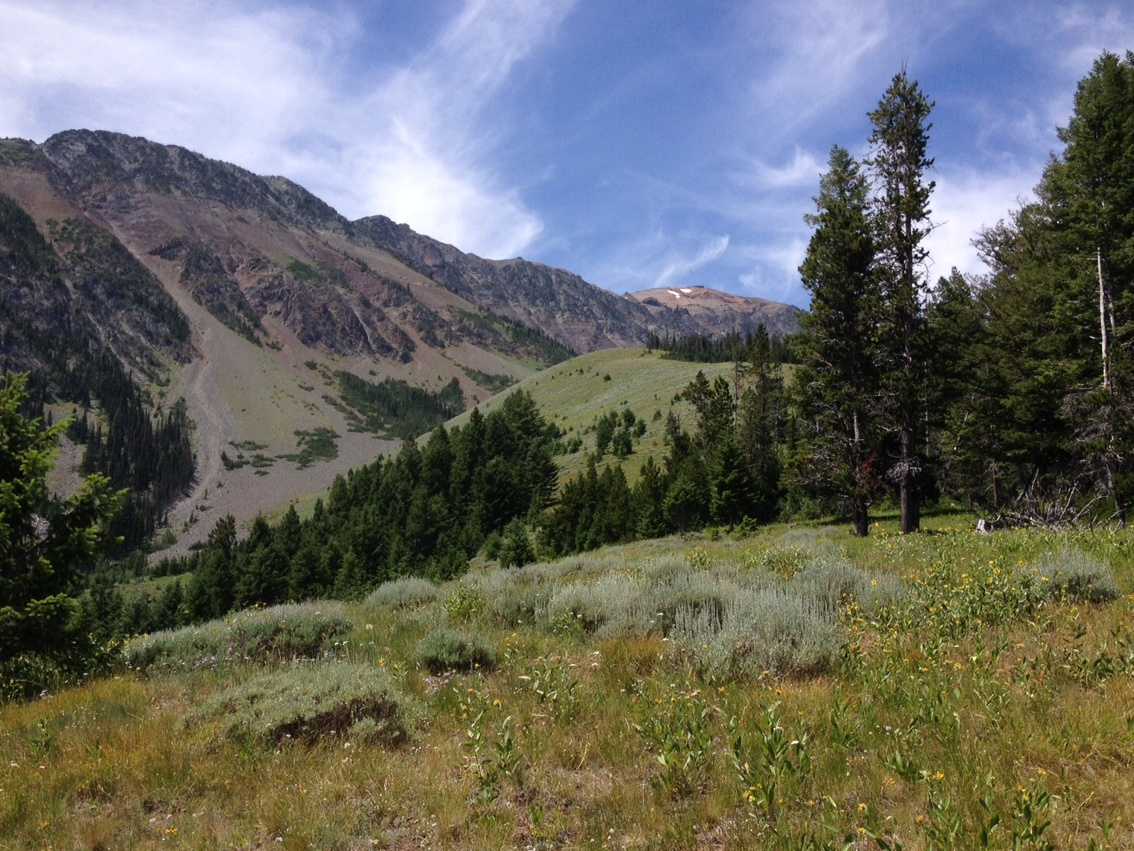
[1100, 246, 1111, 391]
[1097, 246, 1127, 528]
[899, 425, 920, 533]
[851, 410, 871, 536]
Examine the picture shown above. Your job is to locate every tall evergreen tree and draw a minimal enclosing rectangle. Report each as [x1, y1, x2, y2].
[961, 51, 1134, 525]
[188, 514, 237, 619]
[794, 146, 882, 536]
[736, 325, 784, 521]
[0, 373, 123, 688]
[925, 270, 1001, 508]
[867, 69, 935, 533]
[1044, 51, 1134, 524]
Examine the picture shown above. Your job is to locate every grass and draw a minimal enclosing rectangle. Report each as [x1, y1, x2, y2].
[124, 602, 352, 673]
[5, 520, 1134, 848]
[279, 426, 339, 469]
[449, 348, 735, 483]
[189, 661, 417, 747]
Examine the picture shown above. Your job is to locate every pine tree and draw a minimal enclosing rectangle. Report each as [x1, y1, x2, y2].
[710, 435, 755, 528]
[188, 514, 237, 619]
[795, 146, 882, 536]
[0, 373, 123, 688]
[499, 518, 535, 569]
[1044, 51, 1134, 524]
[736, 325, 784, 521]
[867, 69, 935, 533]
[925, 270, 1001, 508]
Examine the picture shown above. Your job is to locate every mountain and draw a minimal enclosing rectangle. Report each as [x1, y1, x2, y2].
[0, 129, 801, 552]
[353, 217, 803, 350]
[626, 285, 802, 339]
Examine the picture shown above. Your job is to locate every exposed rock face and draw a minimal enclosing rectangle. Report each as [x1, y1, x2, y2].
[625, 285, 803, 339]
[4, 130, 802, 371]
[354, 217, 803, 353]
[0, 128, 805, 551]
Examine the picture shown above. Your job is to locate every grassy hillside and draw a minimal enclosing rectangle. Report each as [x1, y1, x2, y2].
[451, 348, 735, 483]
[4, 518, 1134, 848]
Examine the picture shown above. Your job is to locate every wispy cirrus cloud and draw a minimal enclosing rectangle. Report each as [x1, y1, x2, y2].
[654, 234, 731, 289]
[3, 0, 1134, 309]
[0, 0, 334, 163]
[338, 0, 576, 257]
[745, 148, 826, 191]
[739, 0, 891, 142]
[0, 0, 576, 260]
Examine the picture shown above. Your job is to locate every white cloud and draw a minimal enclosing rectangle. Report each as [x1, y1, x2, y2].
[654, 234, 730, 289]
[1054, 5, 1134, 74]
[0, 0, 576, 260]
[738, 237, 809, 304]
[0, 1, 334, 162]
[742, 0, 890, 139]
[330, 0, 575, 256]
[746, 148, 825, 190]
[926, 163, 1041, 281]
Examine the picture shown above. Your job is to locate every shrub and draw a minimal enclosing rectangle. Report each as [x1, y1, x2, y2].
[365, 576, 441, 609]
[543, 573, 637, 635]
[482, 578, 551, 627]
[416, 627, 496, 674]
[125, 603, 352, 672]
[744, 545, 815, 578]
[189, 661, 416, 746]
[792, 557, 898, 613]
[1030, 549, 1119, 603]
[672, 587, 843, 679]
[444, 586, 486, 622]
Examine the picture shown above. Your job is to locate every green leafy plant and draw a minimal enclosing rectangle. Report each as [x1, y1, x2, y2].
[730, 702, 811, 821]
[635, 685, 717, 797]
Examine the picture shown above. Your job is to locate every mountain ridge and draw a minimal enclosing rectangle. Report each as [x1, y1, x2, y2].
[0, 129, 802, 553]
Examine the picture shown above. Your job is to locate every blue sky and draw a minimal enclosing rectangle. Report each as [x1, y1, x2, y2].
[2, 1, 1133, 309]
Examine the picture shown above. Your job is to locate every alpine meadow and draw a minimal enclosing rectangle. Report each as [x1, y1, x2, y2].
[5, 52, 1134, 850]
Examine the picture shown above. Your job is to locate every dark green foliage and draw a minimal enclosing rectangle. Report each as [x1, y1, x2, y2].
[0, 198, 195, 553]
[736, 326, 785, 522]
[792, 146, 883, 536]
[336, 371, 464, 439]
[460, 367, 517, 394]
[0, 374, 124, 698]
[541, 459, 637, 556]
[415, 626, 496, 674]
[929, 51, 1134, 526]
[711, 436, 757, 527]
[0, 193, 59, 277]
[648, 329, 797, 365]
[187, 514, 238, 621]
[281, 427, 339, 469]
[499, 519, 536, 569]
[76, 358, 195, 551]
[541, 351, 786, 555]
[168, 390, 560, 620]
[594, 410, 617, 458]
[867, 69, 935, 534]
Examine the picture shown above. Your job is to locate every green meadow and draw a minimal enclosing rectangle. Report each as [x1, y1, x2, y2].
[4, 516, 1133, 850]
